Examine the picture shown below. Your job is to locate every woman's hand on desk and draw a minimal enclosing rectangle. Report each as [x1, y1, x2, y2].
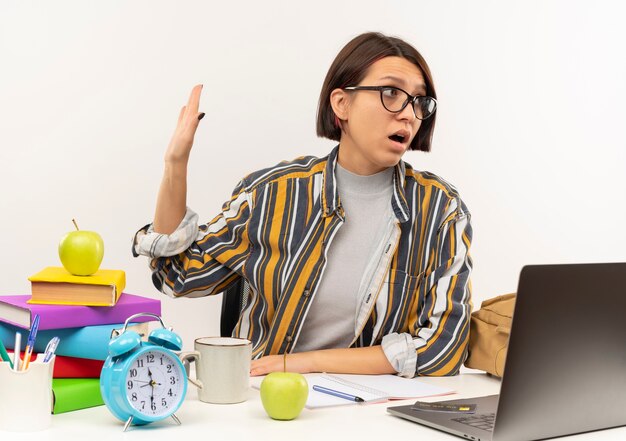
[249, 347, 397, 376]
[250, 353, 312, 376]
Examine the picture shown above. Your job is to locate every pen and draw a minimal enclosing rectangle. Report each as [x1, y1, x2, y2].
[43, 336, 60, 363]
[13, 332, 21, 371]
[0, 339, 13, 369]
[22, 314, 40, 371]
[312, 385, 365, 403]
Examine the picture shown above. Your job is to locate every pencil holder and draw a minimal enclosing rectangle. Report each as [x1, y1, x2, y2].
[0, 357, 55, 432]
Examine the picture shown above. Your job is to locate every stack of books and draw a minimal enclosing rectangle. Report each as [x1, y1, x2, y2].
[0, 266, 161, 414]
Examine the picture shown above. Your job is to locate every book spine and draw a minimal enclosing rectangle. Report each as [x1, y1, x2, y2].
[0, 321, 148, 360]
[31, 298, 161, 330]
[5, 351, 104, 378]
[52, 355, 104, 378]
[51, 378, 104, 414]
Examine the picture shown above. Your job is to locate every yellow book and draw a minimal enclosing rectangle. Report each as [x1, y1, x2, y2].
[28, 267, 126, 307]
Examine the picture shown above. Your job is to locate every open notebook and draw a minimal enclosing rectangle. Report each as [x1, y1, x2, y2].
[252, 373, 455, 409]
[306, 374, 454, 408]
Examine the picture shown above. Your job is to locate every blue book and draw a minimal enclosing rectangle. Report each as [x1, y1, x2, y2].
[0, 321, 149, 360]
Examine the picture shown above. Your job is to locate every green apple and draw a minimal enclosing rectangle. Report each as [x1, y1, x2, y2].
[260, 372, 309, 420]
[58, 219, 104, 276]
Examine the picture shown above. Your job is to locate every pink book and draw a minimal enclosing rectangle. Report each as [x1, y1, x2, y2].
[0, 293, 161, 330]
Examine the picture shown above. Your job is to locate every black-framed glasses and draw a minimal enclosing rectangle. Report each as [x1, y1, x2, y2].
[343, 86, 437, 120]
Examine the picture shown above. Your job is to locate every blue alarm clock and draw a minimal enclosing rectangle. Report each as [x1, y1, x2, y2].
[100, 313, 188, 431]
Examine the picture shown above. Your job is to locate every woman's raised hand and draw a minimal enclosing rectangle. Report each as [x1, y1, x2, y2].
[164, 84, 205, 165]
[153, 85, 204, 234]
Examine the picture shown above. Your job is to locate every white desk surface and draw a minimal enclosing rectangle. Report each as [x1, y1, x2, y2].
[6, 373, 626, 440]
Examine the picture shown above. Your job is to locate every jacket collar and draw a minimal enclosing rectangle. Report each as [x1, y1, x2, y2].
[321, 145, 410, 223]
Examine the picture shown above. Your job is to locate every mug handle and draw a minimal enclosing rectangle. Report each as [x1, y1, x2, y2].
[179, 351, 203, 390]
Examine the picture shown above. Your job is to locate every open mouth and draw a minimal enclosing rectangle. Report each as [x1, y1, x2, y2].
[389, 134, 406, 143]
[388, 130, 410, 145]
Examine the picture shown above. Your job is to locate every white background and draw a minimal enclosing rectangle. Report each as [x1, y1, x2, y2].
[1, 1, 624, 350]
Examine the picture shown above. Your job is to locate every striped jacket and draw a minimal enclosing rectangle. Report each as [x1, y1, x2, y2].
[133, 146, 473, 377]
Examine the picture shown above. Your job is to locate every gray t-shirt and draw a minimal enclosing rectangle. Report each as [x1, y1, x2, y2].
[294, 163, 394, 352]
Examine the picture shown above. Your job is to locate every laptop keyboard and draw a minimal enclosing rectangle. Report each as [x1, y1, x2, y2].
[452, 413, 496, 431]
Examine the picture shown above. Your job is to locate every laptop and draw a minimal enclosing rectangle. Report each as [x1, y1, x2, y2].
[388, 263, 626, 441]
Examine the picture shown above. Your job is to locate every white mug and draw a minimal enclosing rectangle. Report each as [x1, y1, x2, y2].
[180, 337, 252, 404]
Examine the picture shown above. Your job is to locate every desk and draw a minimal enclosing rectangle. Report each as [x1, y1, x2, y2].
[7, 373, 626, 440]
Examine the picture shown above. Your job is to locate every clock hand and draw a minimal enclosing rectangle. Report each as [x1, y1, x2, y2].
[147, 368, 159, 387]
[147, 367, 156, 405]
[144, 367, 156, 386]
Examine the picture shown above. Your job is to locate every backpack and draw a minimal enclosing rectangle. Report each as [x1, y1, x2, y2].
[464, 293, 516, 377]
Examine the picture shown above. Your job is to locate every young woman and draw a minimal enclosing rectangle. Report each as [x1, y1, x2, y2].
[133, 32, 473, 378]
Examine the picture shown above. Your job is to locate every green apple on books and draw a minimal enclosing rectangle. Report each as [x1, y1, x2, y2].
[58, 219, 104, 276]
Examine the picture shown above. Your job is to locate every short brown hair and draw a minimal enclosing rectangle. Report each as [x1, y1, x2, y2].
[316, 32, 437, 152]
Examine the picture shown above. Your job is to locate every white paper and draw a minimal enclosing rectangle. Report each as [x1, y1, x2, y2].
[309, 373, 455, 408]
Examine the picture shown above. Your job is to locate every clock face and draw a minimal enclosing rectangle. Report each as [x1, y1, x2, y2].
[124, 350, 185, 418]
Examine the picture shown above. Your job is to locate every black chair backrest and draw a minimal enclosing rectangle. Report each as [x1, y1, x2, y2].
[220, 277, 250, 337]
